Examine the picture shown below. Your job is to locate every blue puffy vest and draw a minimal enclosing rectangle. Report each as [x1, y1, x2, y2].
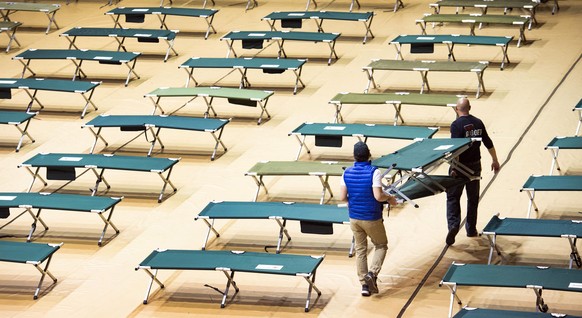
[344, 161, 383, 220]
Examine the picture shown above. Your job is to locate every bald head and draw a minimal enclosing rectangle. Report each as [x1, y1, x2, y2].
[455, 97, 471, 115]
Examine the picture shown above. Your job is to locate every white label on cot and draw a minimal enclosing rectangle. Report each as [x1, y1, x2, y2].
[0, 196, 16, 201]
[59, 157, 83, 162]
[433, 145, 453, 151]
[0, 80, 16, 84]
[324, 126, 346, 131]
[569, 283, 582, 289]
[249, 33, 266, 37]
[134, 34, 152, 37]
[132, 9, 149, 11]
[417, 37, 435, 40]
[260, 64, 280, 68]
[94, 56, 113, 60]
[256, 264, 283, 270]
[289, 13, 305, 16]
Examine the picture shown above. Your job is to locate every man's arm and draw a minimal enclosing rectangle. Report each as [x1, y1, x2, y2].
[487, 146, 500, 174]
[373, 187, 398, 205]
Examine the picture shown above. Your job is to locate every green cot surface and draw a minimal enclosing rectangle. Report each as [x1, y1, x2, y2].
[373, 138, 472, 170]
[106, 7, 218, 17]
[433, 0, 538, 9]
[421, 14, 529, 25]
[0, 111, 35, 124]
[0, 78, 99, 93]
[290, 122, 438, 140]
[61, 27, 176, 40]
[180, 57, 306, 70]
[482, 215, 582, 238]
[0, 192, 120, 212]
[453, 308, 582, 318]
[146, 86, 273, 101]
[247, 161, 349, 176]
[0, 2, 60, 12]
[222, 30, 339, 42]
[396, 175, 467, 200]
[21, 153, 179, 172]
[139, 249, 324, 276]
[263, 11, 373, 21]
[442, 263, 582, 291]
[365, 60, 487, 72]
[197, 201, 348, 223]
[391, 34, 513, 46]
[84, 115, 228, 131]
[546, 136, 582, 149]
[0, 240, 61, 264]
[14, 49, 140, 62]
[521, 175, 582, 191]
[330, 92, 459, 106]
[0, 21, 21, 29]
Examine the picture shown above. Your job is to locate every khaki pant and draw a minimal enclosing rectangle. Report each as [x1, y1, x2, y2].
[350, 218, 388, 285]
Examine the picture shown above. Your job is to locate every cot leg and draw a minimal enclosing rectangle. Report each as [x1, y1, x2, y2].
[303, 271, 322, 312]
[517, 25, 525, 48]
[418, 21, 427, 36]
[22, 89, 44, 113]
[165, 39, 178, 63]
[576, 111, 581, 136]
[97, 207, 120, 246]
[87, 127, 106, 154]
[15, 119, 35, 152]
[327, 40, 338, 65]
[526, 190, 537, 218]
[5, 26, 20, 52]
[141, 269, 165, 304]
[500, 45, 510, 70]
[442, 283, 462, 318]
[391, 103, 405, 125]
[238, 68, 251, 89]
[157, 167, 177, 203]
[81, 89, 98, 119]
[111, 15, 122, 29]
[150, 97, 165, 115]
[275, 219, 292, 254]
[293, 67, 305, 95]
[26, 208, 49, 241]
[146, 127, 164, 157]
[201, 219, 220, 250]
[25, 167, 46, 192]
[394, 44, 403, 60]
[125, 60, 140, 87]
[220, 271, 239, 308]
[276, 40, 287, 59]
[318, 175, 333, 204]
[45, 12, 59, 34]
[395, 0, 404, 12]
[202, 96, 218, 118]
[567, 237, 581, 269]
[204, 15, 217, 40]
[419, 71, 430, 94]
[476, 71, 486, 99]
[485, 234, 503, 264]
[333, 104, 344, 123]
[90, 168, 109, 196]
[33, 254, 58, 300]
[19, 59, 36, 78]
[532, 288, 548, 312]
[362, 16, 374, 44]
[548, 148, 560, 175]
[294, 135, 310, 161]
[209, 128, 228, 161]
[363, 68, 376, 93]
[225, 39, 236, 58]
[349, 236, 355, 257]
[250, 175, 266, 201]
[446, 43, 456, 61]
[257, 100, 271, 125]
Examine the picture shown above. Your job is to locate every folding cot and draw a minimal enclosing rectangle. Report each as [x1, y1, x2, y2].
[0, 240, 62, 299]
[0, 2, 60, 34]
[0, 110, 35, 151]
[372, 138, 475, 207]
[416, 14, 530, 47]
[430, 0, 542, 25]
[245, 160, 349, 204]
[262, 11, 374, 44]
[520, 175, 582, 218]
[574, 98, 582, 136]
[0, 78, 100, 118]
[305, 0, 404, 12]
[545, 136, 582, 175]
[167, 0, 257, 11]
[289, 122, 438, 160]
[329, 91, 459, 124]
[136, 249, 324, 311]
[144, 86, 274, 125]
[482, 214, 582, 269]
[0, 20, 20, 52]
[220, 30, 340, 65]
[105, 7, 218, 39]
[195, 201, 353, 255]
[390, 34, 513, 70]
[440, 263, 582, 318]
[19, 153, 180, 202]
[83, 115, 229, 160]
[180, 57, 307, 95]
[453, 307, 581, 318]
[60, 27, 178, 62]
[363, 59, 488, 98]
[13, 49, 141, 87]
[0, 192, 122, 245]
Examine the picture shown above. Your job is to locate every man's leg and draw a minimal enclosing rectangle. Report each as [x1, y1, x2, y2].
[446, 183, 464, 245]
[365, 219, 388, 276]
[465, 179, 480, 236]
[350, 219, 369, 286]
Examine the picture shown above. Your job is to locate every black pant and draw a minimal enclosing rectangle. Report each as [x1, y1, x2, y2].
[446, 162, 481, 234]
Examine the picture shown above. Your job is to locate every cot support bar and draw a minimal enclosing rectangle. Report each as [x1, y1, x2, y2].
[220, 270, 240, 308]
[200, 218, 220, 250]
[302, 271, 321, 312]
[274, 218, 292, 253]
[294, 135, 310, 161]
[32, 253, 58, 299]
[14, 118, 35, 152]
[140, 268, 165, 304]
[97, 207, 120, 246]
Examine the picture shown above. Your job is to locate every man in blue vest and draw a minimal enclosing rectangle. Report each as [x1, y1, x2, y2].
[339, 141, 398, 296]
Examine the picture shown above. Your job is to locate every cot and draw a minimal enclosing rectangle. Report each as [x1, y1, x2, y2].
[0, 78, 100, 118]
[520, 175, 582, 218]
[372, 137, 474, 207]
[0, 192, 122, 245]
[245, 160, 348, 204]
[136, 249, 324, 311]
[574, 99, 582, 136]
[305, 0, 403, 12]
[19, 153, 180, 202]
[60, 27, 178, 62]
[416, 14, 530, 47]
[429, 0, 541, 26]
[0, 20, 20, 52]
[482, 214, 582, 269]
[440, 263, 582, 318]
[262, 11, 374, 44]
[145, 86, 274, 125]
[0, 110, 35, 151]
[83, 115, 229, 160]
[545, 136, 582, 175]
[221, 30, 340, 65]
[363, 59, 488, 98]
[329, 91, 459, 124]
[13, 49, 141, 87]
[0, 240, 62, 299]
[195, 201, 353, 255]
[105, 7, 218, 39]
[390, 34, 512, 70]
[289, 122, 438, 160]
[453, 307, 581, 318]
[180, 57, 307, 95]
[0, 2, 60, 34]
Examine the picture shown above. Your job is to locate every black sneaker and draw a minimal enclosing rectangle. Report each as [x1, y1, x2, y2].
[364, 272, 378, 294]
[466, 231, 479, 237]
[361, 284, 371, 297]
[446, 227, 459, 246]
